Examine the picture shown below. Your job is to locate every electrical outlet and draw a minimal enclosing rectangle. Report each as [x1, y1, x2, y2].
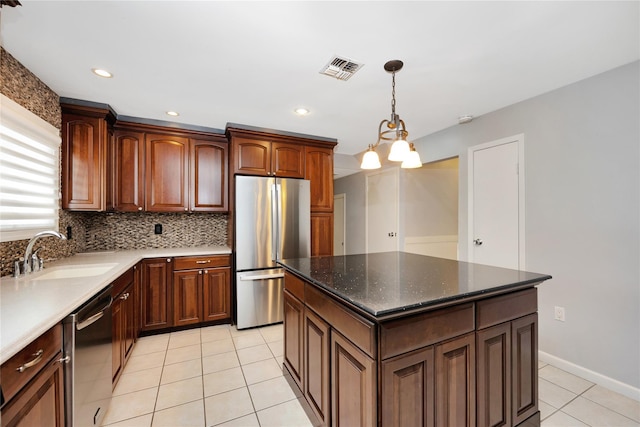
[154, 224, 162, 235]
[554, 306, 565, 322]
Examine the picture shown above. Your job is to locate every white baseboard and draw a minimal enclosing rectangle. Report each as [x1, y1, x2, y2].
[539, 351, 640, 401]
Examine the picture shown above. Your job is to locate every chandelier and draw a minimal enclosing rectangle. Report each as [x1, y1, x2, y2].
[361, 60, 422, 170]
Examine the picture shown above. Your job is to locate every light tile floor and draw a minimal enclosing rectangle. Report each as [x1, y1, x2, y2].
[103, 323, 640, 427]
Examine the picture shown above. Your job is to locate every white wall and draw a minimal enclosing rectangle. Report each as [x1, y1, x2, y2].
[334, 61, 640, 395]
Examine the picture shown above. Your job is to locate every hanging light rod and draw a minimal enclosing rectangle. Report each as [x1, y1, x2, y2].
[360, 59, 421, 170]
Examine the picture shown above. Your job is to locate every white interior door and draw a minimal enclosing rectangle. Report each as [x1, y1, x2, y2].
[333, 193, 345, 255]
[468, 135, 525, 269]
[367, 168, 399, 253]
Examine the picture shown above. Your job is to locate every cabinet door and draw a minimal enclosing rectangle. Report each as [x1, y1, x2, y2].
[233, 137, 271, 176]
[145, 133, 189, 212]
[1, 355, 65, 427]
[435, 333, 476, 427]
[173, 270, 203, 326]
[511, 314, 538, 425]
[305, 146, 334, 212]
[311, 213, 333, 257]
[477, 323, 511, 427]
[331, 330, 375, 427]
[112, 295, 124, 384]
[272, 142, 304, 178]
[113, 130, 145, 212]
[191, 139, 228, 212]
[202, 267, 231, 322]
[62, 113, 106, 210]
[141, 258, 173, 331]
[123, 284, 136, 362]
[284, 290, 304, 390]
[304, 309, 330, 426]
[382, 346, 435, 427]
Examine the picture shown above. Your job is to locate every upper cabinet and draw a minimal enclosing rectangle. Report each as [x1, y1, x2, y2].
[305, 146, 334, 212]
[61, 103, 115, 211]
[62, 101, 228, 213]
[232, 136, 304, 178]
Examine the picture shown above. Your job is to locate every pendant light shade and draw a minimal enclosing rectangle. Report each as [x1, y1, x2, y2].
[360, 60, 421, 170]
[401, 143, 422, 169]
[388, 138, 410, 162]
[361, 145, 382, 169]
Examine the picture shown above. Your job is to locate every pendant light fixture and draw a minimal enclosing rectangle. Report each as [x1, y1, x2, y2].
[360, 59, 421, 169]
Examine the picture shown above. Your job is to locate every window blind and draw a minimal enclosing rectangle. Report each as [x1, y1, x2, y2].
[0, 94, 61, 242]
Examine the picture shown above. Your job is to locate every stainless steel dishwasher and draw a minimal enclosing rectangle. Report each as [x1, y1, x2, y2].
[63, 285, 113, 427]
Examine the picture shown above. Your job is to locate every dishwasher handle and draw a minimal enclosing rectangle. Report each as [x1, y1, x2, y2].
[76, 295, 113, 331]
[238, 272, 285, 281]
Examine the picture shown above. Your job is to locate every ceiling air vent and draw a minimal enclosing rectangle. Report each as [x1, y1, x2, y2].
[319, 56, 364, 81]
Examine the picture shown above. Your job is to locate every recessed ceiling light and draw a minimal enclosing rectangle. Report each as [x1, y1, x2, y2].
[294, 107, 310, 116]
[92, 68, 113, 78]
[166, 111, 180, 117]
[458, 115, 474, 124]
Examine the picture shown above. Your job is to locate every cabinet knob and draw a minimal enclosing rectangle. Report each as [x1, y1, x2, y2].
[167, 258, 172, 263]
[138, 207, 143, 211]
[184, 208, 189, 211]
[198, 270, 203, 275]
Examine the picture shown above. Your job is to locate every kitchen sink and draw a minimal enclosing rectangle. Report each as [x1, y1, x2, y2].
[32, 263, 119, 280]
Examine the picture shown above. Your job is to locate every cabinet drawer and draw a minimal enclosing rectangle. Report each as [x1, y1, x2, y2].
[1, 324, 62, 404]
[305, 285, 376, 358]
[174, 255, 230, 270]
[284, 271, 305, 302]
[380, 303, 475, 360]
[111, 267, 135, 296]
[476, 288, 537, 329]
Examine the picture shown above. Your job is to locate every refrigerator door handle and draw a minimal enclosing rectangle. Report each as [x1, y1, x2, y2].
[273, 182, 283, 261]
[238, 272, 285, 281]
[271, 183, 278, 260]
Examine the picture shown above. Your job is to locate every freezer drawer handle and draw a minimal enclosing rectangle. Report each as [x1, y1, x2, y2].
[238, 272, 285, 281]
[76, 296, 113, 331]
[16, 349, 44, 373]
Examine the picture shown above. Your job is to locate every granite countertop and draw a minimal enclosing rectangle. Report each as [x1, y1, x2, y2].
[278, 252, 552, 319]
[0, 246, 231, 364]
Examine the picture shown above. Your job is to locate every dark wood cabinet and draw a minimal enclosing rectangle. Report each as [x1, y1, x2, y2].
[202, 267, 231, 322]
[283, 289, 304, 390]
[173, 255, 231, 327]
[435, 333, 476, 427]
[232, 136, 304, 177]
[382, 346, 435, 427]
[283, 272, 540, 427]
[145, 133, 190, 212]
[140, 257, 173, 331]
[112, 129, 145, 212]
[1, 325, 65, 427]
[61, 104, 114, 211]
[311, 213, 333, 257]
[112, 268, 136, 387]
[305, 146, 334, 212]
[331, 330, 376, 427]
[190, 139, 228, 212]
[304, 309, 331, 426]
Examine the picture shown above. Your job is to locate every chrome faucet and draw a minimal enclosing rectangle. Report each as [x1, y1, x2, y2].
[22, 230, 67, 275]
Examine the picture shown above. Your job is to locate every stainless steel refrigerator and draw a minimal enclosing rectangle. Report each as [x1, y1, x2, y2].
[234, 175, 310, 329]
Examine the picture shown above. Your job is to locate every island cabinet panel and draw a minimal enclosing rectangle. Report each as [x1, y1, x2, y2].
[511, 314, 538, 425]
[283, 289, 305, 390]
[331, 331, 376, 427]
[381, 346, 435, 427]
[141, 257, 174, 331]
[145, 134, 190, 212]
[435, 333, 476, 427]
[304, 309, 331, 426]
[477, 322, 512, 427]
[112, 129, 145, 212]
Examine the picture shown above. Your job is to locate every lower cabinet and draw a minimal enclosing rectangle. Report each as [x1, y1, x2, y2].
[283, 290, 304, 389]
[173, 255, 231, 326]
[0, 325, 65, 427]
[141, 257, 174, 331]
[112, 267, 136, 386]
[304, 309, 330, 425]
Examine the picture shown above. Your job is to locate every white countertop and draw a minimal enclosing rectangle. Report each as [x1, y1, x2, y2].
[0, 246, 231, 365]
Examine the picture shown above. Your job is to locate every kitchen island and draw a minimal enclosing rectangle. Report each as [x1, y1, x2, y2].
[278, 252, 552, 427]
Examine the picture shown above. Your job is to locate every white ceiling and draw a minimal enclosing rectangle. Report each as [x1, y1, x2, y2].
[1, 1, 638, 161]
